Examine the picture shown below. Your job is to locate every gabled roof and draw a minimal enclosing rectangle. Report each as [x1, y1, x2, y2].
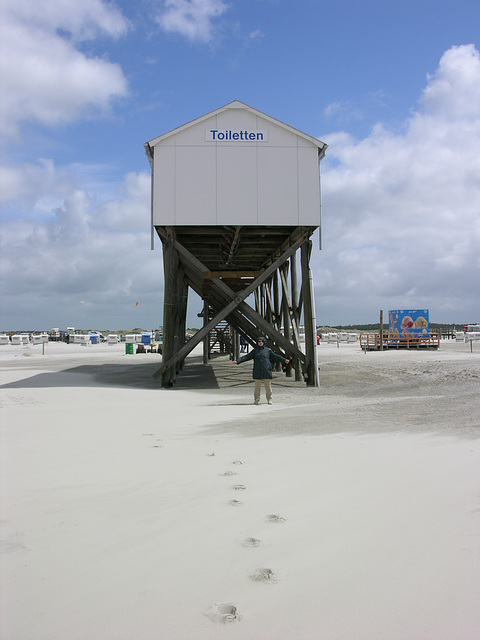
[145, 100, 327, 153]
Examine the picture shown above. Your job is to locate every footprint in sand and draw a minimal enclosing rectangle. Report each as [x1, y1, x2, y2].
[219, 471, 237, 476]
[232, 460, 244, 465]
[229, 499, 243, 506]
[204, 603, 241, 624]
[233, 484, 246, 491]
[250, 567, 277, 583]
[265, 514, 286, 524]
[242, 537, 261, 548]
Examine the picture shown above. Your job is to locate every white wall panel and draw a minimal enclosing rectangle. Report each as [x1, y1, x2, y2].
[297, 147, 321, 225]
[216, 109, 256, 131]
[175, 147, 216, 224]
[217, 146, 258, 223]
[265, 125, 298, 147]
[153, 146, 175, 225]
[258, 147, 298, 224]
[170, 117, 217, 146]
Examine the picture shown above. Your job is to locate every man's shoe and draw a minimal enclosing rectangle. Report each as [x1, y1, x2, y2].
[267, 400, 272, 405]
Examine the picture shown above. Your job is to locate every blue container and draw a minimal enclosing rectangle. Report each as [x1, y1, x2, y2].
[90, 334, 98, 344]
[141, 333, 151, 345]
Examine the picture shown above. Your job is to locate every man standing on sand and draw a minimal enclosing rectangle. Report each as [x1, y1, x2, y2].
[233, 337, 289, 405]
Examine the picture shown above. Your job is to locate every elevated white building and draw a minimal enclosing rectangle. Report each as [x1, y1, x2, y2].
[145, 101, 327, 387]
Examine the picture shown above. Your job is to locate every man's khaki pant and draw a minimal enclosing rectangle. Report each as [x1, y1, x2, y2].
[254, 379, 272, 403]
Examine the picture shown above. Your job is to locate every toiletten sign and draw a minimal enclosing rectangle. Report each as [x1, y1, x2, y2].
[205, 129, 268, 142]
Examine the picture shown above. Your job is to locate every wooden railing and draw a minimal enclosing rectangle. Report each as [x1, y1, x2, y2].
[359, 332, 440, 350]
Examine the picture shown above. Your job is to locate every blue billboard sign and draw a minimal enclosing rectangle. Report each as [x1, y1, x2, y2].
[388, 309, 429, 340]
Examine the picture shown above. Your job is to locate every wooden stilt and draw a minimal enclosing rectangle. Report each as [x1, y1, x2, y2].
[176, 277, 188, 374]
[265, 279, 272, 325]
[301, 241, 319, 387]
[273, 270, 281, 333]
[233, 329, 240, 361]
[203, 298, 210, 364]
[161, 228, 178, 387]
[290, 253, 303, 382]
[253, 288, 259, 316]
[280, 263, 292, 377]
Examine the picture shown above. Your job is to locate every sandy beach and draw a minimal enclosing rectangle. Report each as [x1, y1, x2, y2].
[1, 339, 479, 640]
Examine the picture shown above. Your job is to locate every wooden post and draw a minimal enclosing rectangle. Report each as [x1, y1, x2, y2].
[290, 252, 303, 382]
[301, 241, 318, 387]
[272, 269, 281, 372]
[254, 288, 260, 314]
[380, 310, 384, 351]
[265, 278, 272, 325]
[273, 270, 281, 333]
[203, 298, 209, 365]
[161, 229, 178, 387]
[234, 329, 240, 361]
[280, 263, 292, 376]
[176, 278, 188, 373]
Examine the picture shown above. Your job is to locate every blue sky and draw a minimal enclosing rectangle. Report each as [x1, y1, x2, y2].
[1, 0, 479, 330]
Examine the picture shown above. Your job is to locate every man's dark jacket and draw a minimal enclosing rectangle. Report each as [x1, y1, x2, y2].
[236, 338, 287, 379]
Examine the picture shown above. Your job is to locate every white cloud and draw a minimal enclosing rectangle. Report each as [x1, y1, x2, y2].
[0, 0, 129, 137]
[157, 0, 228, 42]
[316, 44, 480, 324]
[421, 44, 480, 119]
[99, 172, 152, 231]
[0, 168, 161, 329]
[324, 100, 362, 122]
[1, 43, 479, 330]
[4, 0, 128, 40]
[0, 159, 74, 211]
[248, 29, 263, 41]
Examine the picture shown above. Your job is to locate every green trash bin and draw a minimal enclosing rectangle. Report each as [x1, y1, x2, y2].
[125, 343, 134, 355]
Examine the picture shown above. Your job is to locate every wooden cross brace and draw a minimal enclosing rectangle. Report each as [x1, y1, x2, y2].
[153, 227, 311, 381]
